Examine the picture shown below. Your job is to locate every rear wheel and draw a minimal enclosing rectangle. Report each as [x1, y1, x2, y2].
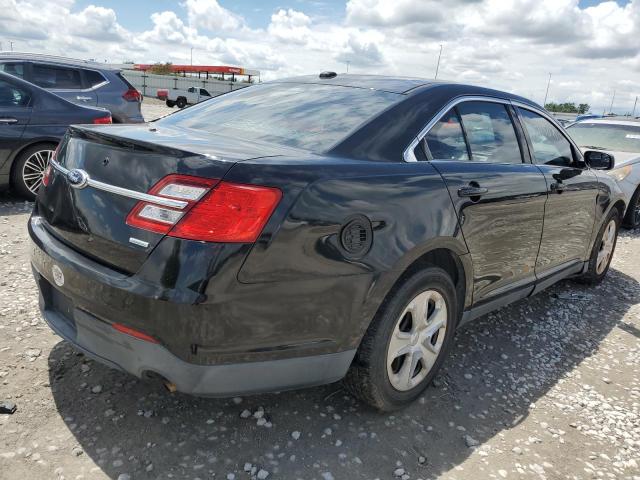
[575, 208, 620, 285]
[344, 267, 457, 411]
[176, 97, 187, 109]
[623, 187, 640, 229]
[166, 100, 175, 108]
[11, 143, 57, 200]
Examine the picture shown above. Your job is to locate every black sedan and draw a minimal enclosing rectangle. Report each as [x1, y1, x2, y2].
[30, 74, 625, 411]
[0, 71, 111, 198]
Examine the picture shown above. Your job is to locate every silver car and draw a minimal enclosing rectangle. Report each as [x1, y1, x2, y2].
[567, 118, 640, 228]
[0, 53, 143, 124]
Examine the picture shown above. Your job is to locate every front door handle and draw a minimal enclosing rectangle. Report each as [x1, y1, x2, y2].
[458, 186, 489, 197]
[76, 96, 92, 101]
[0, 118, 18, 124]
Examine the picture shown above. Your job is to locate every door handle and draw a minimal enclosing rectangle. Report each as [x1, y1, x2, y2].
[76, 96, 92, 101]
[0, 118, 18, 124]
[458, 186, 489, 197]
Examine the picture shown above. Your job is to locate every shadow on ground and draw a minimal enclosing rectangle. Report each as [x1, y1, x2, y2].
[48, 266, 639, 479]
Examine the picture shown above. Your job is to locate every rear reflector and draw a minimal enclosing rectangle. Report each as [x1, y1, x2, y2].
[126, 174, 281, 243]
[112, 323, 159, 344]
[93, 115, 112, 124]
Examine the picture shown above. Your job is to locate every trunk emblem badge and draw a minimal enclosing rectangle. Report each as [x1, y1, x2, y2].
[67, 169, 89, 189]
[52, 265, 64, 287]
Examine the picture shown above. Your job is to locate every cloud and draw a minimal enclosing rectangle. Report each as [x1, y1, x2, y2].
[334, 33, 385, 67]
[267, 9, 312, 45]
[183, 0, 245, 33]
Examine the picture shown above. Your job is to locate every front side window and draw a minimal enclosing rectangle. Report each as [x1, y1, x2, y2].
[567, 122, 640, 154]
[0, 62, 25, 79]
[457, 102, 522, 164]
[160, 83, 401, 152]
[0, 80, 30, 108]
[424, 109, 469, 160]
[32, 64, 83, 89]
[518, 108, 574, 167]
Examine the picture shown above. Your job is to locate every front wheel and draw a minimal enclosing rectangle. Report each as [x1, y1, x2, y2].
[623, 188, 640, 229]
[11, 143, 57, 200]
[575, 208, 620, 285]
[344, 267, 457, 411]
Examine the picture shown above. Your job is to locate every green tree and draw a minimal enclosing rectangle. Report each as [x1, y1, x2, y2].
[578, 103, 590, 114]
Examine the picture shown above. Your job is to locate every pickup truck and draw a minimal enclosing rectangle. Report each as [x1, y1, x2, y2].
[166, 87, 212, 108]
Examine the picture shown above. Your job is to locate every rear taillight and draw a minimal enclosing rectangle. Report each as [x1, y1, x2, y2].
[112, 323, 159, 344]
[126, 175, 282, 243]
[123, 88, 142, 102]
[93, 115, 112, 124]
[42, 144, 61, 187]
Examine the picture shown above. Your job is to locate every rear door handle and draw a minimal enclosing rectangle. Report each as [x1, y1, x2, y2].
[76, 96, 92, 101]
[0, 118, 18, 124]
[458, 186, 489, 197]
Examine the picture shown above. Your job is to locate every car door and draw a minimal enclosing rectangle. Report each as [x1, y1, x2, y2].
[30, 62, 97, 106]
[422, 100, 548, 304]
[0, 78, 31, 167]
[515, 106, 599, 276]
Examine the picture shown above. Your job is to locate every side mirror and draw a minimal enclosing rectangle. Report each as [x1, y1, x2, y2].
[584, 150, 615, 170]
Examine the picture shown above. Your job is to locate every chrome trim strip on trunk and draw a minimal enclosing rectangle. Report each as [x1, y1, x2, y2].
[49, 159, 189, 209]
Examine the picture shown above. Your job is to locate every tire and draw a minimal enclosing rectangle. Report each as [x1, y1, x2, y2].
[344, 267, 458, 411]
[11, 143, 57, 200]
[166, 100, 175, 108]
[623, 187, 640, 229]
[575, 207, 620, 285]
[176, 97, 186, 109]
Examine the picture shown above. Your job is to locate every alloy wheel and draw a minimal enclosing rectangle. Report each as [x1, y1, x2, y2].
[596, 219, 616, 275]
[386, 289, 447, 391]
[22, 149, 54, 195]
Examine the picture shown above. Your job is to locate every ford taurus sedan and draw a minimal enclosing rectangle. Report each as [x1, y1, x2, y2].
[29, 74, 625, 411]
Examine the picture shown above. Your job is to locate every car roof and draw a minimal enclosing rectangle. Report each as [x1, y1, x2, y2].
[269, 73, 539, 106]
[0, 52, 119, 72]
[574, 118, 640, 126]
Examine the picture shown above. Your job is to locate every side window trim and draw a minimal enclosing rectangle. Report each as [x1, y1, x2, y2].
[453, 106, 473, 161]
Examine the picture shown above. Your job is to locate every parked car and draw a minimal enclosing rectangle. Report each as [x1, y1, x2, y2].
[30, 74, 625, 411]
[0, 71, 112, 198]
[567, 118, 640, 228]
[166, 86, 212, 108]
[576, 113, 603, 122]
[0, 53, 143, 123]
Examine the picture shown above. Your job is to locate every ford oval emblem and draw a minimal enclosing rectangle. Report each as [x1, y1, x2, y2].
[66, 169, 89, 189]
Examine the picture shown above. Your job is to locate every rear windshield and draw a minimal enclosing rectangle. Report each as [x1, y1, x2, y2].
[567, 122, 640, 153]
[158, 83, 401, 152]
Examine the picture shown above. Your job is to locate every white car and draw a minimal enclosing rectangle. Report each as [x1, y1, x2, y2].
[567, 118, 640, 229]
[165, 87, 212, 109]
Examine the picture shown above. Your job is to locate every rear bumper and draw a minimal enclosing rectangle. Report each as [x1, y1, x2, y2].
[37, 284, 353, 396]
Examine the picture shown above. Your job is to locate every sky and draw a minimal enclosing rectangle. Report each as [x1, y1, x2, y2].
[1, 0, 639, 113]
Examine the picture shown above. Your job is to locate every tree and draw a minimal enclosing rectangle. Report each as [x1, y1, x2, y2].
[578, 103, 590, 114]
[148, 62, 174, 75]
[544, 102, 590, 114]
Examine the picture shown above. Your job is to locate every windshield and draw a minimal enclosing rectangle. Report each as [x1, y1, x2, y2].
[567, 122, 640, 153]
[158, 83, 401, 152]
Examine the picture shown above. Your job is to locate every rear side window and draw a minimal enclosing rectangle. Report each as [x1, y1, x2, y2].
[0, 62, 25, 78]
[425, 109, 469, 160]
[457, 102, 522, 164]
[0, 80, 30, 107]
[518, 108, 574, 167]
[160, 83, 401, 152]
[32, 64, 83, 89]
[84, 70, 106, 88]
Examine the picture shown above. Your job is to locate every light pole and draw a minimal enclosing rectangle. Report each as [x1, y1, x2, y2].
[632, 96, 638, 117]
[346, 61, 350, 73]
[543, 73, 552, 108]
[190, 47, 193, 66]
[434, 44, 443, 79]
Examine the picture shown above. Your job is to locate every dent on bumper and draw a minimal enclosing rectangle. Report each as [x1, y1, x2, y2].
[39, 292, 355, 397]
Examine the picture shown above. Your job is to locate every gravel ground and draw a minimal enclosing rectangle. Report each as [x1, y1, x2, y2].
[0, 101, 639, 479]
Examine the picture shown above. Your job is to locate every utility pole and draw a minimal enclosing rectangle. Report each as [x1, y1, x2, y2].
[632, 96, 638, 117]
[608, 89, 616, 115]
[9, 41, 14, 52]
[543, 73, 552, 108]
[190, 47, 193, 66]
[346, 61, 350, 73]
[434, 44, 443, 79]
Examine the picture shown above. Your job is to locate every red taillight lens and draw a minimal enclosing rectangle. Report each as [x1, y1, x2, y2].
[42, 144, 60, 187]
[93, 115, 112, 124]
[112, 323, 159, 344]
[126, 175, 282, 243]
[123, 88, 142, 102]
[170, 182, 282, 242]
